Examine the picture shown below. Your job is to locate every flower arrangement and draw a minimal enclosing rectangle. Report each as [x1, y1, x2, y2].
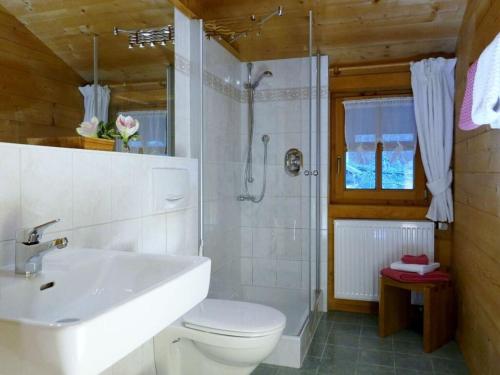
[76, 115, 140, 152]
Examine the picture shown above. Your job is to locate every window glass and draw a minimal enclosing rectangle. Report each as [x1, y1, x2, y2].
[346, 151, 376, 189]
[382, 150, 414, 189]
[343, 97, 417, 191]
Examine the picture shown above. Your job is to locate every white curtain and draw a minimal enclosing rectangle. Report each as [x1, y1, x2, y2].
[119, 110, 168, 154]
[79, 84, 111, 123]
[410, 57, 456, 223]
[343, 97, 418, 155]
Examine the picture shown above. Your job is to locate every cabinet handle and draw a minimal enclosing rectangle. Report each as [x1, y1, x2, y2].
[337, 156, 342, 176]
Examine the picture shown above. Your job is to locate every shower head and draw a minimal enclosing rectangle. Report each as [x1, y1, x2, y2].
[253, 71, 273, 88]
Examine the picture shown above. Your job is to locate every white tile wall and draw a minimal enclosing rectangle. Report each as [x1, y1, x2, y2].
[0, 143, 20, 242]
[202, 36, 244, 298]
[20, 146, 73, 233]
[0, 143, 199, 268]
[73, 150, 113, 227]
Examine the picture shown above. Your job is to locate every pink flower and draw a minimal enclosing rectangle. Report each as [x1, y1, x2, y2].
[116, 115, 140, 141]
[76, 117, 99, 138]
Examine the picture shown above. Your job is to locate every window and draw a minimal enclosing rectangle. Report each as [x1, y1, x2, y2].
[331, 95, 427, 204]
[344, 97, 417, 190]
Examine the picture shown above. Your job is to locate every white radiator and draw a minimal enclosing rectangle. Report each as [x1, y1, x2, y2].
[334, 219, 435, 301]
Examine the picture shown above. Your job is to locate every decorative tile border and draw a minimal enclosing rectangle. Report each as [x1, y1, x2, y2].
[203, 69, 328, 103]
[203, 70, 243, 102]
[246, 86, 329, 103]
[175, 55, 328, 103]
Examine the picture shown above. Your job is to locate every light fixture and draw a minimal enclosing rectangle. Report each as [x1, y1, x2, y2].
[114, 25, 174, 49]
[205, 6, 283, 44]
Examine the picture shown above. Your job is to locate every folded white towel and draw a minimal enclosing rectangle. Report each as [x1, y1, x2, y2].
[390, 261, 440, 275]
[472, 32, 500, 129]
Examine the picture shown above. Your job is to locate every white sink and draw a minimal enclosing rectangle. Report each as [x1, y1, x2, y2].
[0, 248, 211, 375]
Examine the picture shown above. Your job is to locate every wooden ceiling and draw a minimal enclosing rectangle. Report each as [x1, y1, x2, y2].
[175, 0, 467, 65]
[0, 0, 468, 80]
[0, 0, 175, 83]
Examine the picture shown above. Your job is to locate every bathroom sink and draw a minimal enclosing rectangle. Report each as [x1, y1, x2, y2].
[0, 248, 211, 375]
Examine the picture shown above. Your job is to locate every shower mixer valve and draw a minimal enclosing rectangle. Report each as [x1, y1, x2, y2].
[284, 148, 303, 176]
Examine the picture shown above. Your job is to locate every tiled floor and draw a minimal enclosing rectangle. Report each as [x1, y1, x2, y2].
[253, 311, 469, 375]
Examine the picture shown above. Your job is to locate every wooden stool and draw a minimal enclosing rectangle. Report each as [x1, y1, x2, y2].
[378, 275, 455, 353]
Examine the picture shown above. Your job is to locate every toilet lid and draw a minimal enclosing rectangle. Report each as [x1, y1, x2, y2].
[182, 299, 286, 337]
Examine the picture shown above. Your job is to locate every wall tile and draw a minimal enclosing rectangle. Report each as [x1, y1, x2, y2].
[141, 214, 167, 255]
[73, 150, 112, 227]
[0, 240, 15, 267]
[110, 218, 142, 252]
[275, 228, 303, 260]
[185, 208, 199, 256]
[276, 260, 302, 289]
[166, 210, 188, 255]
[111, 153, 143, 221]
[21, 146, 73, 233]
[241, 257, 253, 285]
[240, 227, 252, 257]
[73, 224, 113, 250]
[0, 143, 20, 242]
[252, 258, 276, 287]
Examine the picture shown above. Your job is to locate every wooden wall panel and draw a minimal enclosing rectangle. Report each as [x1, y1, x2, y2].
[0, 7, 84, 144]
[453, 0, 500, 374]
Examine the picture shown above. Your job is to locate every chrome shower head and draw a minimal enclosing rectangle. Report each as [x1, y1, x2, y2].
[253, 71, 273, 88]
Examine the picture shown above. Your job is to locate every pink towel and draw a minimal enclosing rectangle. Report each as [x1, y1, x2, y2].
[402, 254, 429, 265]
[459, 61, 480, 131]
[381, 268, 450, 283]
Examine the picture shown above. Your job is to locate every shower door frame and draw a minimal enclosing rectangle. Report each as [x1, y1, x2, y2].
[307, 10, 323, 332]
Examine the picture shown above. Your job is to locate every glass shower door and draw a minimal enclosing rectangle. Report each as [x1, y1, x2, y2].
[200, 10, 321, 339]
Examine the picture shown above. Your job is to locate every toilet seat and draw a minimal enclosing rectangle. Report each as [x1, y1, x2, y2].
[182, 299, 286, 338]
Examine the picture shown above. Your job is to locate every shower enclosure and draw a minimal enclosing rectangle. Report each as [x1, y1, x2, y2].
[200, 10, 325, 366]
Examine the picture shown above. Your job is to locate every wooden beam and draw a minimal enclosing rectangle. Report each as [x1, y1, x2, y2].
[169, 0, 204, 19]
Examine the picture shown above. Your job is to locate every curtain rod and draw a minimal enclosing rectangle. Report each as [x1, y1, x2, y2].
[107, 80, 167, 88]
[331, 61, 410, 75]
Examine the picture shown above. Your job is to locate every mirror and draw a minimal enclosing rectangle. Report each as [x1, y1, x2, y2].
[0, 1, 175, 155]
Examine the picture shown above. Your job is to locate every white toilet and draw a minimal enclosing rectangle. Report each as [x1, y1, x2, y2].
[154, 298, 286, 375]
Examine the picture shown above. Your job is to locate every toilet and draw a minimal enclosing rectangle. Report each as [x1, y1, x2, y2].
[154, 298, 286, 375]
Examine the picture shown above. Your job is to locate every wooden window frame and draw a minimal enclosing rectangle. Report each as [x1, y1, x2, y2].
[331, 94, 428, 206]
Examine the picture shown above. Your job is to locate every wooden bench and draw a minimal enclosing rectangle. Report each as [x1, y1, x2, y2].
[378, 275, 455, 353]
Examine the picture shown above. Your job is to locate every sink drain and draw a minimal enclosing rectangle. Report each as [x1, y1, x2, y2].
[55, 318, 80, 324]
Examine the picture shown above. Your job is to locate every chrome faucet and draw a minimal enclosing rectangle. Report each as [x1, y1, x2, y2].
[15, 219, 68, 277]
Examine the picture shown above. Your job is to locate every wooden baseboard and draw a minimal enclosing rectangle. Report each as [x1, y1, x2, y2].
[329, 298, 379, 314]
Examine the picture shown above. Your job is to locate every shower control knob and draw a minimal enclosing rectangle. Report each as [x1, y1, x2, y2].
[285, 148, 303, 176]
